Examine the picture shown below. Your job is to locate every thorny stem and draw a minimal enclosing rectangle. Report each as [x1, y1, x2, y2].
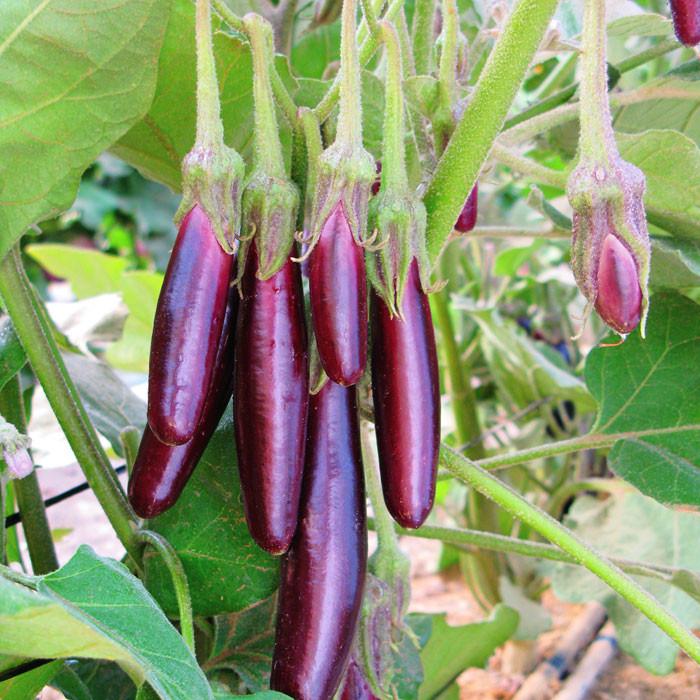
[245, 13, 286, 177]
[411, 0, 435, 75]
[0, 247, 139, 562]
[578, 0, 616, 164]
[440, 446, 700, 666]
[424, 0, 560, 261]
[137, 530, 195, 654]
[360, 0, 379, 38]
[379, 20, 408, 194]
[437, 0, 458, 113]
[194, 0, 225, 150]
[337, 0, 364, 148]
[490, 142, 567, 189]
[0, 377, 58, 574]
[298, 107, 324, 221]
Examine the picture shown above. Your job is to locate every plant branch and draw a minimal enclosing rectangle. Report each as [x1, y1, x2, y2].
[0, 247, 139, 561]
[424, 0, 560, 262]
[490, 142, 568, 189]
[0, 376, 58, 574]
[439, 445, 700, 665]
[137, 530, 195, 654]
[411, 0, 435, 75]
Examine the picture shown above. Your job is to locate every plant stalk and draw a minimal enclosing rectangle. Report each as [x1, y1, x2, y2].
[0, 247, 139, 561]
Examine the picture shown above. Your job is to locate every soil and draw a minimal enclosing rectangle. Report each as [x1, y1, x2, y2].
[19, 468, 700, 699]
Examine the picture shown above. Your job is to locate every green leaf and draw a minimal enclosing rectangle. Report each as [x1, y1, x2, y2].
[650, 237, 700, 288]
[417, 605, 519, 700]
[0, 660, 63, 700]
[493, 240, 545, 277]
[0, 318, 25, 393]
[205, 596, 277, 693]
[53, 660, 135, 700]
[404, 76, 441, 119]
[143, 416, 279, 616]
[465, 307, 596, 414]
[0, 546, 213, 700]
[25, 246, 128, 300]
[607, 13, 674, 38]
[549, 493, 700, 674]
[617, 130, 700, 240]
[291, 23, 341, 79]
[0, 0, 171, 261]
[213, 692, 290, 700]
[615, 70, 700, 149]
[61, 351, 146, 454]
[585, 292, 700, 506]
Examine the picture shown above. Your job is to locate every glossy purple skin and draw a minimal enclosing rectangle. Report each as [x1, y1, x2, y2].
[148, 205, 233, 445]
[670, 0, 700, 46]
[340, 661, 379, 700]
[309, 202, 368, 386]
[234, 243, 309, 555]
[454, 183, 478, 233]
[271, 380, 367, 700]
[371, 259, 440, 529]
[595, 234, 642, 335]
[129, 281, 237, 518]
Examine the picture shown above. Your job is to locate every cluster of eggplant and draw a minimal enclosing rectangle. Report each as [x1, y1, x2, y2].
[127, 172, 477, 699]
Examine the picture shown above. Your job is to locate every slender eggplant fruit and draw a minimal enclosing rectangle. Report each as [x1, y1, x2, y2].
[271, 380, 367, 700]
[129, 281, 237, 518]
[309, 202, 368, 386]
[454, 183, 478, 233]
[234, 242, 309, 554]
[670, 0, 700, 46]
[148, 205, 233, 444]
[340, 661, 379, 700]
[371, 259, 440, 529]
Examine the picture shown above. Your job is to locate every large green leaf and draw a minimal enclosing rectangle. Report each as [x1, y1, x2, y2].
[0, 546, 213, 700]
[650, 237, 700, 288]
[585, 292, 700, 507]
[618, 130, 700, 240]
[143, 415, 280, 616]
[0, 0, 171, 261]
[416, 605, 518, 700]
[291, 23, 341, 79]
[549, 493, 700, 674]
[205, 596, 277, 693]
[53, 660, 136, 700]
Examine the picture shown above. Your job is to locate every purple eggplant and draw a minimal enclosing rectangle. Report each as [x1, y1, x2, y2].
[234, 242, 309, 555]
[340, 661, 379, 700]
[454, 183, 478, 233]
[670, 0, 700, 46]
[271, 380, 367, 700]
[371, 259, 440, 528]
[309, 203, 368, 386]
[129, 278, 237, 518]
[147, 205, 233, 445]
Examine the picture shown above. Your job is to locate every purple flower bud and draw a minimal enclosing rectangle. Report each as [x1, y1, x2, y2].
[454, 183, 478, 233]
[595, 234, 642, 335]
[2, 446, 33, 480]
[568, 157, 651, 337]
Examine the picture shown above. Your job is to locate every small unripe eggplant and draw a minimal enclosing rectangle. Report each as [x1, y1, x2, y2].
[234, 242, 309, 555]
[271, 380, 367, 700]
[670, 0, 700, 46]
[371, 259, 440, 528]
[147, 205, 233, 445]
[454, 183, 479, 233]
[129, 280, 237, 518]
[595, 233, 642, 335]
[309, 203, 368, 386]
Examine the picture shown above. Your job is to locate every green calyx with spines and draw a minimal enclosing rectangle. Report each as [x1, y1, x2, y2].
[177, 0, 245, 255]
[367, 20, 431, 316]
[239, 13, 299, 280]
